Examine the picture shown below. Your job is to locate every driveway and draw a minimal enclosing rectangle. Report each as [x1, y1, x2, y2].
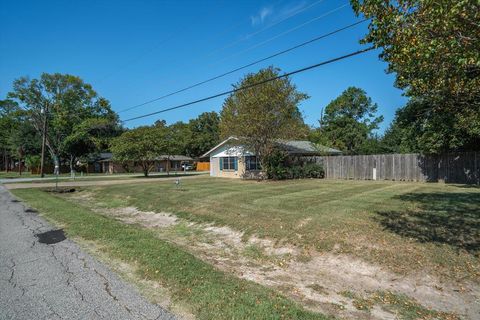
[0, 186, 176, 320]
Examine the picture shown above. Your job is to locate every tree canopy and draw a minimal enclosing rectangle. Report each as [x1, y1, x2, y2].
[220, 67, 308, 165]
[0, 99, 41, 173]
[351, 0, 480, 152]
[312, 87, 383, 155]
[154, 111, 221, 158]
[110, 126, 169, 177]
[7, 73, 120, 172]
[186, 112, 220, 157]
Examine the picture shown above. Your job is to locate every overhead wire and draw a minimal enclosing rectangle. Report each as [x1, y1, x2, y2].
[119, 18, 367, 113]
[122, 47, 375, 122]
[212, 3, 350, 65]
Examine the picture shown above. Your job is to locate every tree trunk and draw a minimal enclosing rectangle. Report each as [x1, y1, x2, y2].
[143, 161, 149, 177]
[5, 152, 9, 172]
[2, 149, 6, 172]
[70, 155, 75, 178]
[53, 155, 60, 175]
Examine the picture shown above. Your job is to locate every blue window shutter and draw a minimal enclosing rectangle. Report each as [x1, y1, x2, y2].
[219, 158, 223, 171]
[234, 157, 238, 171]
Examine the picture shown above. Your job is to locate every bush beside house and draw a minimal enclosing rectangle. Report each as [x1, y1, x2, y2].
[263, 149, 324, 180]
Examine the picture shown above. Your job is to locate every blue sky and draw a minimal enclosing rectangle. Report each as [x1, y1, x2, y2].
[0, 0, 407, 132]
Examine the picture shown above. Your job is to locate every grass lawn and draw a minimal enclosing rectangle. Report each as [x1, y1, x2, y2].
[2, 171, 205, 184]
[0, 171, 37, 179]
[83, 177, 479, 282]
[12, 177, 479, 319]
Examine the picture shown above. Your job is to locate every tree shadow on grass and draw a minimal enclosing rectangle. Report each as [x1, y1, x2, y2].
[376, 192, 480, 253]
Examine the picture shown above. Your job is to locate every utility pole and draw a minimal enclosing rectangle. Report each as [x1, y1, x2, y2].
[40, 106, 48, 178]
[319, 107, 324, 128]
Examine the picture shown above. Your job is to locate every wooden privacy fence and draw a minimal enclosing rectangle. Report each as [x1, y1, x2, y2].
[196, 161, 210, 171]
[305, 152, 480, 184]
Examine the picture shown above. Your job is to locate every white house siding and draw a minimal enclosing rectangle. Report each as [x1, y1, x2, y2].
[209, 144, 252, 178]
[210, 157, 220, 177]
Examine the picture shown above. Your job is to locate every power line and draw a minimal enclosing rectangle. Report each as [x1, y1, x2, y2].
[206, 0, 325, 58]
[212, 3, 350, 65]
[119, 19, 367, 113]
[122, 47, 375, 122]
[119, 0, 330, 104]
[94, 1, 261, 84]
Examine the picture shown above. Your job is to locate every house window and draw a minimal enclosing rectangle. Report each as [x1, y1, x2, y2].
[220, 157, 237, 171]
[245, 156, 261, 171]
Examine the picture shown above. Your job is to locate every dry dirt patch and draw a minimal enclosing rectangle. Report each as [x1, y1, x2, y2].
[104, 206, 178, 228]
[185, 224, 477, 319]
[65, 195, 479, 319]
[68, 191, 177, 228]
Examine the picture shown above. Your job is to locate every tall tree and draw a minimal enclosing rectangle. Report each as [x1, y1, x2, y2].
[151, 113, 221, 158]
[382, 98, 480, 153]
[167, 121, 191, 156]
[110, 126, 168, 177]
[351, 0, 480, 152]
[64, 118, 123, 173]
[313, 87, 383, 155]
[7, 73, 120, 173]
[186, 111, 220, 157]
[220, 67, 308, 166]
[0, 99, 20, 171]
[0, 99, 41, 174]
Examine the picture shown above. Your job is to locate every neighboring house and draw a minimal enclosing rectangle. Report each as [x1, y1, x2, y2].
[155, 155, 194, 172]
[89, 153, 194, 174]
[201, 137, 342, 179]
[86, 152, 115, 174]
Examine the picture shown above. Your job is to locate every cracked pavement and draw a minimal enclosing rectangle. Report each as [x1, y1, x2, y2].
[0, 186, 176, 320]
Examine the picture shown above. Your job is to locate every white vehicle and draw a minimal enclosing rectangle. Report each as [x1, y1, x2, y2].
[181, 163, 194, 171]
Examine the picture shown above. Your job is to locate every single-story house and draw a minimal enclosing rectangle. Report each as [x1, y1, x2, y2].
[201, 137, 342, 179]
[89, 153, 194, 174]
[154, 155, 194, 172]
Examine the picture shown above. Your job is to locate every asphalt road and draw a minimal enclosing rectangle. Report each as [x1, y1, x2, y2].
[0, 186, 176, 320]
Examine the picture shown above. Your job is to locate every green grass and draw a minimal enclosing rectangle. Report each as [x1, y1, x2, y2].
[82, 177, 479, 282]
[0, 171, 107, 179]
[0, 171, 37, 179]
[244, 244, 268, 261]
[2, 172, 205, 184]
[12, 188, 327, 320]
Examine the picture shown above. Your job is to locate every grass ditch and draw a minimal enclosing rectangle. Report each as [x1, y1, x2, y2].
[12, 188, 327, 320]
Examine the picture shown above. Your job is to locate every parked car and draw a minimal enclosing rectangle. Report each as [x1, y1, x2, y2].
[181, 163, 194, 171]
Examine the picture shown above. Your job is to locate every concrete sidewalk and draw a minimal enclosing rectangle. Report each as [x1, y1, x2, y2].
[0, 186, 176, 320]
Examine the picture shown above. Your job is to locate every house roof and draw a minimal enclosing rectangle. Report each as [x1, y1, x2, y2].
[156, 155, 193, 161]
[87, 152, 113, 162]
[200, 136, 239, 158]
[275, 140, 342, 155]
[99, 152, 113, 160]
[97, 154, 193, 162]
[201, 137, 342, 157]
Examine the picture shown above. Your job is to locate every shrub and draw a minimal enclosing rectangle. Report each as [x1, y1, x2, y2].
[263, 151, 324, 180]
[303, 162, 324, 178]
[263, 149, 289, 180]
[25, 155, 41, 172]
